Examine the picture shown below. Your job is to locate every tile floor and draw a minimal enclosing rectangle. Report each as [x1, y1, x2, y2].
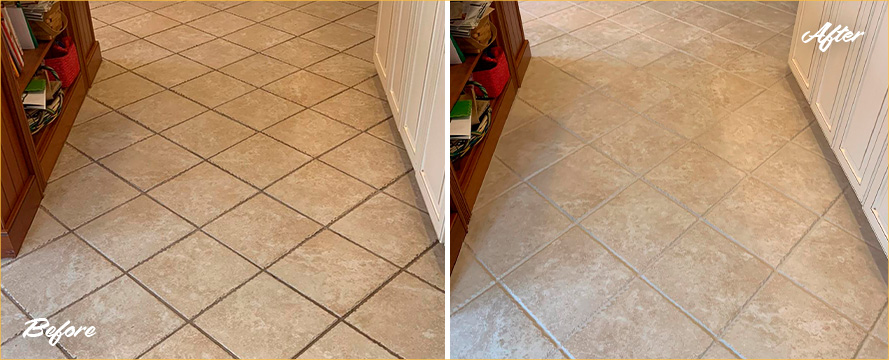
[1, 1, 445, 359]
[451, 1, 889, 359]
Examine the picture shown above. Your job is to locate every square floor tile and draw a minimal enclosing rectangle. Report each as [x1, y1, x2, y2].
[52, 277, 182, 359]
[695, 114, 788, 172]
[538, 7, 603, 33]
[102, 40, 173, 69]
[335, 9, 377, 34]
[504, 227, 634, 339]
[702, 1, 762, 17]
[90, 72, 164, 109]
[644, 1, 700, 17]
[195, 273, 335, 359]
[113, 12, 179, 37]
[780, 221, 887, 326]
[384, 172, 428, 212]
[181, 38, 255, 69]
[142, 325, 232, 359]
[366, 117, 404, 149]
[101, 136, 200, 191]
[646, 222, 772, 331]
[226, 1, 289, 21]
[296, 324, 393, 359]
[681, 35, 749, 66]
[532, 34, 597, 69]
[14, 209, 67, 257]
[262, 37, 337, 67]
[734, 92, 813, 139]
[449, 246, 495, 313]
[149, 163, 257, 226]
[270, 230, 397, 314]
[753, 144, 846, 214]
[494, 117, 583, 179]
[211, 134, 310, 187]
[265, 109, 358, 156]
[857, 337, 889, 359]
[599, 68, 681, 113]
[521, 1, 574, 17]
[825, 188, 881, 246]
[407, 244, 444, 288]
[605, 34, 673, 67]
[594, 117, 686, 174]
[348, 273, 445, 358]
[524, 19, 566, 45]
[570, 20, 634, 50]
[331, 193, 434, 266]
[262, 9, 329, 36]
[74, 97, 112, 125]
[707, 178, 818, 266]
[94, 26, 138, 50]
[91, 2, 147, 24]
[530, 147, 634, 218]
[49, 144, 91, 182]
[686, 70, 764, 111]
[41, 164, 139, 227]
[298, 1, 361, 20]
[715, 19, 778, 48]
[561, 51, 637, 89]
[723, 50, 790, 87]
[263, 71, 347, 106]
[67, 113, 152, 159]
[610, 6, 670, 32]
[267, 161, 375, 225]
[173, 71, 255, 108]
[144, 25, 215, 53]
[676, 6, 736, 32]
[756, 34, 793, 60]
[643, 19, 704, 48]
[501, 98, 543, 135]
[450, 285, 558, 359]
[203, 194, 321, 266]
[344, 38, 373, 61]
[464, 184, 572, 276]
[307, 53, 375, 86]
[1, 294, 29, 343]
[582, 181, 696, 268]
[162, 111, 255, 158]
[1, 335, 66, 358]
[133, 54, 212, 88]
[127, 1, 181, 11]
[722, 275, 865, 359]
[220, 53, 297, 87]
[1, 234, 120, 317]
[646, 144, 745, 214]
[119, 90, 207, 132]
[564, 278, 712, 358]
[321, 133, 412, 189]
[223, 23, 293, 51]
[313, 89, 392, 130]
[520, 59, 593, 114]
[644, 90, 729, 139]
[187, 11, 254, 36]
[216, 90, 304, 130]
[76, 195, 195, 270]
[155, 1, 218, 22]
[132, 232, 257, 317]
[302, 23, 373, 51]
[643, 51, 719, 89]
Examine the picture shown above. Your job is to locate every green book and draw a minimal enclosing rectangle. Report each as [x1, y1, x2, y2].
[450, 99, 472, 119]
[24, 78, 46, 92]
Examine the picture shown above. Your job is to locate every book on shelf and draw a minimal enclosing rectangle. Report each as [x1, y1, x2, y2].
[2, 6, 36, 50]
[1, 15, 24, 74]
[450, 99, 472, 140]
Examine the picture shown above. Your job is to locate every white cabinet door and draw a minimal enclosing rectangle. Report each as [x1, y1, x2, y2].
[864, 150, 888, 254]
[789, 1, 829, 100]
[834, 3, 888, 200]
[374, 1, 448, 241]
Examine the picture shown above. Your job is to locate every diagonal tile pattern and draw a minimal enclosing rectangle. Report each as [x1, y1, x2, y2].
[1, 2, 442, 359]
[452, 2, 887, 359]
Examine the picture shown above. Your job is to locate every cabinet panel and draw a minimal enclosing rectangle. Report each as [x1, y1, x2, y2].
[789, 1, 828, 100]
[865, 153, 888, 254]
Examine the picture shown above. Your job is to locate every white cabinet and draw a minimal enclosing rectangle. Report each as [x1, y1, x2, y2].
[789, 1, 828, 100]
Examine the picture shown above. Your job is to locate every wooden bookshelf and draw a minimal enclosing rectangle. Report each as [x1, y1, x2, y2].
[450, 53, 480, 109]
[14, 40, 53, 93]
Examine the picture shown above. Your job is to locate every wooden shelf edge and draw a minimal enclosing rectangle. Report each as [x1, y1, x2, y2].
[15, 41, 54, 94]
[450, 53, 480, 109]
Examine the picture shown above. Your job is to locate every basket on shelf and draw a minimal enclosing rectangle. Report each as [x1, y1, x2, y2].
[451, 81, 493, 160]
[27, 66, 64, 134]
[44, 36, 79, 88]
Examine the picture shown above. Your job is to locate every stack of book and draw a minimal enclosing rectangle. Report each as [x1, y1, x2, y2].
[450, 1, 492, 38]
[1, 4, 39, 76]
[19, 1, 57, 21]
[23, 70, 63, 133]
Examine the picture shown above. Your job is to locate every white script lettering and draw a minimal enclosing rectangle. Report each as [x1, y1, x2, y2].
[22, 318, 96, 346]
[802, 22, 865, 52]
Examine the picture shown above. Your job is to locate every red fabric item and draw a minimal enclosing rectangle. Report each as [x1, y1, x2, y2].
[472, 47, 509, 98]
[44, 36, 79, 88]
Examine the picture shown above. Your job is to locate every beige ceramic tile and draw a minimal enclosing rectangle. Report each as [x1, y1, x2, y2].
[155, 1, 217, 22]
[133, 54, 212, 88]
[723, 51, 790, 87]
[734, 92, 813, 139]
[714, 19, 778, 48]
[119, 90, 207, 132]
[502, 98, 542, 135]
[266, 160, 375, 224]
[536, 7, 602, 33]
[686, 70, 764, 111]
[676, 6, 736, 32]
[605, 34, 673, 67]
[307, 53, 375, 86]
[89, 72, 164, 109]
[220, 53, 297, 87]
[216, 89, 304, 130]
[302, 23, 373, 51]
[1, 335, 66, 359]
[561, 51, 637, 89]
[67, 113, 152, 159]
[103, 40, 173, 69]
[52, 277, 182, 359]
[873, 308, 888, 343]
[707, 178, 818, 266]
[564, 279, 712, 358]
[187, 11, 254, 36]
[141, 325, 232, 359]
[91, 2, 147, 24]
[226, 1, 289, 21]
[162, 111, 254, 158]
[754, 144, 846, 214]
[94, 26, 138, 50]
[210, 134, 310, 187]
[532, 34, 597, 68]
[780, 221, 888, 327]
[408, 244, 445, 289]
[743, 4, 795, 32]
[2, 234, 120, 317]
[181, 38, 254, 69]
[173, 71, 255, 108]
[354, 75, 386, 99]
[321, 134, 412, 189]
[582, 181, 696, 269]
[313, 89, 392, 130]
[703, 1, 762, 17]
[48, 145, 91, 182]
[643, 51, 719, 89]
[367, 117, 402, 148]
[114, 12, 179, 37]
[645, 91, 729, 139]
[569, 19, 633, 49]
[263, 71, 347, 106]
[464, 184, 573, 276]
[344, 38, 374, 62]
[723, 275, 865, 359]
[262, 37, 337, 67]
[643, 19, 704, 48]
[475, 158, 522, 208]
[195, 273, 335, 359]
[223, 23, 292, 51]
[265, 109, 358, 156]
[270, 230, 397, 314]
[262, 9, 328, 36]
[695, 114, 789, 172]
[132, 232, 257, 317]
[505, 227, 634, 339]
[144, 25, 215, 52]
[610, 6, 670, 32]
[494, 117, 583, 178]
[299, 1, 361, 20]
[335, 9, 377, 34]
[643, 1, 700, 16]
[15, 209, 67, 257]
[599, 68, 681, 112]
[521, 1, 574, 17]
[681, 35, 750, 66]
[128, 1, 182, 11]
[594, 117, 686, 174]
[385, 172, 428, 212]
[523, 19, 565, 45]
[74, 97, 112, 125]
[41, 164, 139, 227]
[530, 147, 635, 218]
[825, 188, 881, 246]
[857, 336, 889, 359]
[1, 294, 29, 342]
[756, 34, 793, 60]
[148, 163, 257, 226]
[200, 1, 243, 10]
[646, 144, 745, 214]
[203, 194, 320, 266]
[450, 285, 559, 358]
[331, 194, 434, 266]
[701, 342, 739, 359]
[647, 223, 772, 331]
[76, 195, 195, 270]
[348, 273, 445, 359]
[450, 246, 495, 313]
[296, 324, 394, 359]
